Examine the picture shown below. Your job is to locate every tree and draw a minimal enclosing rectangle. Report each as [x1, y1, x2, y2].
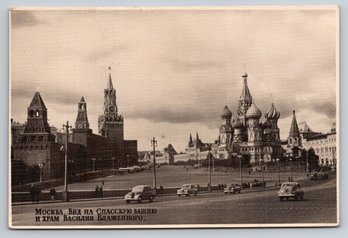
[307, 147, 319, 171]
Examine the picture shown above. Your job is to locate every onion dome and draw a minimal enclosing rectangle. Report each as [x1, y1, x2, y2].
[221, 105, 232, 118]
[263, 120, 272, 128]
[246, 102, 262, 119]
[265, 103, 280, 120]
[232, 118, 243, 128]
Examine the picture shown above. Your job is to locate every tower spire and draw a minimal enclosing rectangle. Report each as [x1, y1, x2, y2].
[241, 72, 252, 100]
[75, 96, 89, 130]
[188, 133, 193, 146]
[107, 66, 113, 90]
[289, 110, 300, 138]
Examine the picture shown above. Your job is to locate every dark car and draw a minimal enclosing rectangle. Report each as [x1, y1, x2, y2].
[125, 185, 155, 203]
[310, 170, 329, 180]
[250, 179, 263, 188]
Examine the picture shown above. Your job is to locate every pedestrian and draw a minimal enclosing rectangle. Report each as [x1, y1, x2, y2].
[35, 187, 41, 203]
[99, 185, 103, 198]
[50, 187, 56, 200]
[95, 185, 99, 198]
[197, 184, 200, 191]
[102, 180, 105, 186]
[29, 184, 35, 202]
[159, 185, 164, 194]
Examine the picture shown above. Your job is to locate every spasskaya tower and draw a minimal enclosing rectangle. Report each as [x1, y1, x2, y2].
[98, 67, 124, 146]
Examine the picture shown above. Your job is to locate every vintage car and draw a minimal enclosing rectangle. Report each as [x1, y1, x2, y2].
[310, 170, 329, 180]
[278, 182, 304, 201]
[250, 179, 263, 188]
[177, 184, 198, 196]
[224, 184, 242, 194]
[125, 185, 155, 203]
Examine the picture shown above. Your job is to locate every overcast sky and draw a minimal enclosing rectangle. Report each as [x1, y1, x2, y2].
[10, 8, 338, 152]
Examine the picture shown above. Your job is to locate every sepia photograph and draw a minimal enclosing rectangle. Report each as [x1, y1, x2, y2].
[9, 6, 339, 228]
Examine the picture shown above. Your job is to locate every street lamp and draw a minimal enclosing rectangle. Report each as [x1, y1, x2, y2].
[62, 121, 72, 202]
[259, 157, 264, 187]
[276, 158, 280, 185]
[289, 157, 293, 182]
[207, 150, 212, 192]
[92, 158, 96, 171]
[126, 154, 130, 167]
[151, 137, 158, 195]
[306, 150, 309, 173]
[238, 155, 243, 185]
[38, 163, 44, 182]
[111, 157, 116, 171]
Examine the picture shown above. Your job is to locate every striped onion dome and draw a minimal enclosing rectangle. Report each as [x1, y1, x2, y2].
[265, 103, 280, 120]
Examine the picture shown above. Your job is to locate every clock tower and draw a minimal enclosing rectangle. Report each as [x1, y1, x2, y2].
[98, 68, 124, 144]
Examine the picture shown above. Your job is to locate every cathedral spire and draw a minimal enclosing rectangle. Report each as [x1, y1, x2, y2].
[289, 110, 300, 138]
[240, 72, 252, 102]
[188, 133, 193, 146]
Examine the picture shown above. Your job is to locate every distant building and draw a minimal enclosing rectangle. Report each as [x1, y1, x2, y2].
[173, 133, 211, 163]
[155, 144, 178, 164]
[301, 122, 337, 166]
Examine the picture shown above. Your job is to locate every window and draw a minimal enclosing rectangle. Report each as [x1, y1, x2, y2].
[35, 110, 40, 117]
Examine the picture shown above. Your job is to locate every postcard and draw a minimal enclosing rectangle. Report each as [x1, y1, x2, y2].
[9, 6, 339, 228]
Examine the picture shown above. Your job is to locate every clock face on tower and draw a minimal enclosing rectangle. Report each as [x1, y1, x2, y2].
[108, 105, 116, 112]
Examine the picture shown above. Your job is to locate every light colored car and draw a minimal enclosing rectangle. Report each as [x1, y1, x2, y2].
[177, 184, 198, 196]
[224, 184, 242, 194]
[278, 182, 304, 201]
[125, 185, 155, 203]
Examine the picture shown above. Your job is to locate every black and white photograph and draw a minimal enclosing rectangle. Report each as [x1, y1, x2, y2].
[9, 6, 339, 228]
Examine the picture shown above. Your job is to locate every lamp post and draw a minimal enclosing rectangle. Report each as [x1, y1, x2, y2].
[111, 157, 116, 171]
[276, 158, 280, 184]
[289, 157, 293, 182]
[208, 150, 212, 192]
[151, 137, 157, 195]
[238, 155, 243, 185]
[259, 157, 264, 187]
[62, 121, 72, 202]
[212, 150, 215, 172]
[38, 163, 44, 182]
[306, 150, 309, 173]
[92, 158, 96, 171]
[126, 154, 130, 167]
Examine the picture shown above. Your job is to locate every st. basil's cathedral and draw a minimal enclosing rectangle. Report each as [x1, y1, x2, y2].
[216, 72, 284, 164]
